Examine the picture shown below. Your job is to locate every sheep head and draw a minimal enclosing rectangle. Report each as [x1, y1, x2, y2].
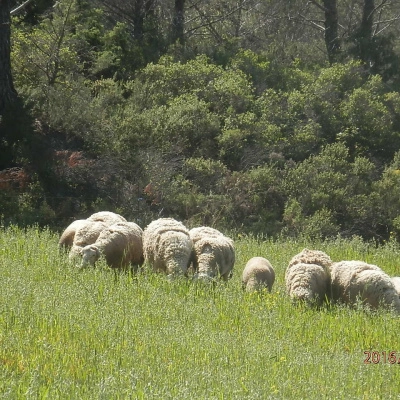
[81, 245, 101, 267]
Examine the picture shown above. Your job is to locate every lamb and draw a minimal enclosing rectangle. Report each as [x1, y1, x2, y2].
[285, 248, 332, 305]
[242, 257, 275, 292]
[68, 220, 108, 261]
[330, 261, 400, 312]
[80, 221, 144, 270]
[87, 211, 126, 226]
[142, 218, 193, 278]
[189, 226, 235, 281]
[58, 219, 90, 251]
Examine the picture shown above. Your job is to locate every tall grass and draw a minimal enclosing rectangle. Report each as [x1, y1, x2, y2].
[1, 227, 400, 399]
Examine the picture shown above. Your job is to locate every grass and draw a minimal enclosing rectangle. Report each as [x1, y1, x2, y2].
[1, 226, 400, 399]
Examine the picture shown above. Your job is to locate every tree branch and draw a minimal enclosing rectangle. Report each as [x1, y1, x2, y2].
[307, 0, 327, 13]
[10, 0, 35, 16]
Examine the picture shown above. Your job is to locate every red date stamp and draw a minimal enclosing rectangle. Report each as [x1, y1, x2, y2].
[364, 351, 400, 364]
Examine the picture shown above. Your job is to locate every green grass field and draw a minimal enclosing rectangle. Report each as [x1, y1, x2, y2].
[1, 226, 400, 399]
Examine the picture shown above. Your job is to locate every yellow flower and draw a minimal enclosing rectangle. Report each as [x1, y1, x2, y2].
[270, 384, 279, 394]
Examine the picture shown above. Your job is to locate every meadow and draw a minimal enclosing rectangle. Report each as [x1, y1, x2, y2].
[1, 225, 400, 399]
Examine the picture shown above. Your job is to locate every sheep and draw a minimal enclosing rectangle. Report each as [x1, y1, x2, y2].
[285, 262, 329, 305]
[68, 220, 108, 262]
[287, 248, 333, 274]
[242, 257, 275, 292]
[284, 248, 332, 305]
[330, 261, 400, 312]
[143, 218, 193, 278]
[392, 277, 400, 297]
[60, 211, 126, 252]
[80, 221, 144, 270]
[189, 226, 235, 281]
[87, 211, 126, 226]
[58, 219, 89, 251]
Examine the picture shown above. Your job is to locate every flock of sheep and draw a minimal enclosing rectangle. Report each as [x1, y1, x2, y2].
[285, 248, 400, 313]
[59, 211, 400, 314]
[59, 211, 235, 281]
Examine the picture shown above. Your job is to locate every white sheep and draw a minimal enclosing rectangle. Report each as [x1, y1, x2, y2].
[143, 218, 193, 278]
[242, 257, 275, 292]
[287, 248, 333, 274]
[285, 262, 329, 305]
[189, 226, 235, 281]
[87, 211, 127, 226]
[80, 221, 144, 270]
[284, 248, 332, 305]
[392, 277, 400, 297]
[58, 219, 89, 251]
[59, 211, 126, 252]
[68, 220, 108, 261]
[330, 261, 400, 312]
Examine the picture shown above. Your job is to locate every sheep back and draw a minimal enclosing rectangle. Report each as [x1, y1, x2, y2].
[189, 226, 235, 281]
[242, 257, 275, 292]
[330, 261, 400, 312]
[58, 219, 88, 250]
[87, 211, 127, 226]
[330, 260, 382, 302]
[88, 221, 144, 269]
[392, 277, 400, 297]
[189, 226, 223, 243]
[288, 248, 333, 274]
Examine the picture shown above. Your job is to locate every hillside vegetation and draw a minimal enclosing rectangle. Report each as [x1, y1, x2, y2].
[2, 1, 400, 242]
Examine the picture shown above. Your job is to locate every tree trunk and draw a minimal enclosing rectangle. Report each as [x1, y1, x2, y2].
[0, 0, 18, 116]
[133, 0, 145, 40]
[358, 0, 375, 64]
[322, 0, 340, 64]
[172, 0, 185, 45]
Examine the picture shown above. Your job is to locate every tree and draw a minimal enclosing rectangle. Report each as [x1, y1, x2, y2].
[321, 0, 340, 64]
[305, 0, 400, 78]
[171, 0, 185, 45]
[0, 0, 18, 116]
[101, 0, 156, 42]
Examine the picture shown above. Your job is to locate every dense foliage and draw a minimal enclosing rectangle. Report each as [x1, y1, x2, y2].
[2, 0, 400, 241]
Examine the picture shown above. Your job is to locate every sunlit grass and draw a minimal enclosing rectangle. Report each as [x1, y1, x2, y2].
[1, 226, 400, 398]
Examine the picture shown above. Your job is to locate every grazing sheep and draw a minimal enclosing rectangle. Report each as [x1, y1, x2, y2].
[288, 248, 333, 274]
[58, 219, 89, 251]
[242, 257, 275, 292]
[284, 248, 332, 305]
[330, 261, 400, 312]
[392, 277, 400, 297]
[80, 221, 144, 270]
[68, 220, 108, 261]
[285, 262, 329, 305]
[87, 211, 126, 226]
[143, 218, 193, 278]
[59, 211, 126, 252]
[189, 226, 235, 281]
